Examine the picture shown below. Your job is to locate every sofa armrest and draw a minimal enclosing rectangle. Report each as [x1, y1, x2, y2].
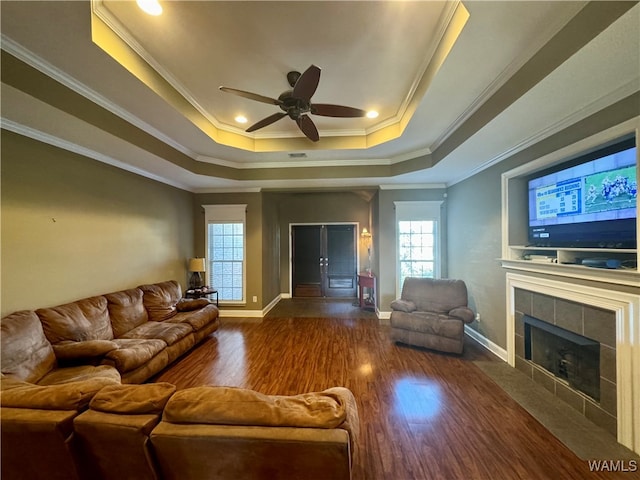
[53, 340, 119, 360]
[449, 306, 475, 324]
[390, 299, 417, 313]
[176, 298, 210, 312]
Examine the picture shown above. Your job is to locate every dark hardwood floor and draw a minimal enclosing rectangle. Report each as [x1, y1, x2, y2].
[153, 301, 631, 479]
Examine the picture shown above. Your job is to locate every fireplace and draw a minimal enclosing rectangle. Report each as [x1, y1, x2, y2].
[523, 315, 600, 402]
[505, 273, 640, 455]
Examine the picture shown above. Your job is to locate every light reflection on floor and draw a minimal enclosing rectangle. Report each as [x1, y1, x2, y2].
[393, 377, 443, 421]
[211, 330, 246, 386]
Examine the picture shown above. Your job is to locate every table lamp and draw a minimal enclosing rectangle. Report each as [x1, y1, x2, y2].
[188, 257, 206, 288]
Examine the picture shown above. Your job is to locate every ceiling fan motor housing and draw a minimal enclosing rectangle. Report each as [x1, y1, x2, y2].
[278, 91, 310, 119]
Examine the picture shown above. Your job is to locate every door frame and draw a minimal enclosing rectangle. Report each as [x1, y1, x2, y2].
[288, 222, 362, 297]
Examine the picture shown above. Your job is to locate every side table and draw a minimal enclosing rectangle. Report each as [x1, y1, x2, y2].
[357, 273, 376, 310]
[185, 287, 219, 306]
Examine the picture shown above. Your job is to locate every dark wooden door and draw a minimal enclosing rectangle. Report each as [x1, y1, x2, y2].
[292, 225, 357, 298]
[292, 225, 323, 297]
[324, 225, 357, 297]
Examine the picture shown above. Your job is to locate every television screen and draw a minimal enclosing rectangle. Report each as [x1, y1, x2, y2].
[528, 140, 637, 248]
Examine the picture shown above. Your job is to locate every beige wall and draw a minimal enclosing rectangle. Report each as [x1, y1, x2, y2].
[193, 192, 264, 310]
[1, 131, 194, 316]
[261, 193, 281, 307]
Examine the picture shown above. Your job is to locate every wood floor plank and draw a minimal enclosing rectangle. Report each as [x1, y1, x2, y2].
[153, 313, 633, 479]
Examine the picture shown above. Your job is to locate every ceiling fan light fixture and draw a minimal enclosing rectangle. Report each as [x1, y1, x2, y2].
[137, 0, 163, 16]
[366, 110, 379, 119]
[235, 115, 248, 124]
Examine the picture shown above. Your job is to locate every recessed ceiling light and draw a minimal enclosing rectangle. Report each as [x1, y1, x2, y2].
[137, 0, 162, 16]
[366, 111, 379, 119]
[235, 115, 248, 124]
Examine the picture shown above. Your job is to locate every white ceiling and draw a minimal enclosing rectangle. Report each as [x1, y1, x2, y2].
[1, 1, 638, 192]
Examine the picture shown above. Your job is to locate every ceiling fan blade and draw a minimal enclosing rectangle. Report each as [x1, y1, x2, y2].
[246, 112, 287, 132]
[292, 65, 321, 102]
[296, 115, 319, 142]
[219, 86, 280, 106]
[311, 104, 367, 118]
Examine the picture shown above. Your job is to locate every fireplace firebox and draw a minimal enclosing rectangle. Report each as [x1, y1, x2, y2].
[523, 315, 600, 402]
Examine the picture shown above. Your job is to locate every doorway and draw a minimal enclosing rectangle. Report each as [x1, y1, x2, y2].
[291, 224, 357, 298]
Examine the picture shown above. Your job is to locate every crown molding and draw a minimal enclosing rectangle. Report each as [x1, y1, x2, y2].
[379, 183, 446, 190]
[446, 79, 639, 187]
[1, 33, 196, 161]
[429, 2, 587, 153]
[1, 118, 192, 191]
[91, 0, 223, 131]
[195, 154, 394, 170]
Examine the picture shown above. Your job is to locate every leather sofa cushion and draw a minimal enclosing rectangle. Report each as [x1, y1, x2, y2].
[1, 310, 57, 384]
[120, 321, 192, 346]
[169, 305, 218, 331]
[52, 340, 119, 360]
[89, 383, 177, 414]
[139, 281, 182, 321]
[37, 296, 114, 344]
[105, 288, 149, 338]
[106, 339, 167, 373]
[0, 376, 119, 410]
[37, 365, 122, 386]
[163, 386, 347, 428]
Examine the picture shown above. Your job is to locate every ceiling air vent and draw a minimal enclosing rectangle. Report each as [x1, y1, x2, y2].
[288, 153, 307, 159]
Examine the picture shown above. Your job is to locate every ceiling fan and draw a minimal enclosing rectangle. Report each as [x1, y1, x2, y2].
[219, 65, 367, 142]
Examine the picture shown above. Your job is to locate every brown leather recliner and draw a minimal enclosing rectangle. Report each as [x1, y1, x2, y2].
[390, 277, 475, 354]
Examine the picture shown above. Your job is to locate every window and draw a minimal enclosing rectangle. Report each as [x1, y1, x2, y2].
[398, 220, 435, 287]
[395, 201, 442, 296]
[208, 223, 244, 301]
[204, 205, 246, 304]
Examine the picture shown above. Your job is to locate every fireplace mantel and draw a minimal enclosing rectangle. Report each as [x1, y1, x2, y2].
[505, 272, 640, 455]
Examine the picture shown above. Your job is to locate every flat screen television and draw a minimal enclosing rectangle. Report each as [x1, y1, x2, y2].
[528, 138, 637, 249]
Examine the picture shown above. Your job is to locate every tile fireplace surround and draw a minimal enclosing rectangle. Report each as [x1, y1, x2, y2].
[506, 273, 640, 455]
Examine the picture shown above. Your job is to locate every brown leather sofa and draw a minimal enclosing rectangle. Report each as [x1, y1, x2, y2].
[0, 280, 219, 479]
[76, 383, 360, 480]
[390, 277, 475, 354]
[1, 281, 359, 479]
[33, 280, 219, 383]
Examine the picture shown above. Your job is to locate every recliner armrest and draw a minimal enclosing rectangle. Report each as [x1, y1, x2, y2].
[390, 299, 417, 313]
[448, 307, 475, 324]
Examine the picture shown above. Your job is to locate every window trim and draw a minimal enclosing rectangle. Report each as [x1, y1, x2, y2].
[203, 204, 247, 305]
[394, 201, 443, 297]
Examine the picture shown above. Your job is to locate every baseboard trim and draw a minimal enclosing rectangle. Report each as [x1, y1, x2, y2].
[219, 309, 263, 318]
[464, 325, 508, 362]
[219, 293, 285, 320]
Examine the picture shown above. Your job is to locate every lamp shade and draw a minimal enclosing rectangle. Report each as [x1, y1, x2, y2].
[188, 258, 206, 272]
